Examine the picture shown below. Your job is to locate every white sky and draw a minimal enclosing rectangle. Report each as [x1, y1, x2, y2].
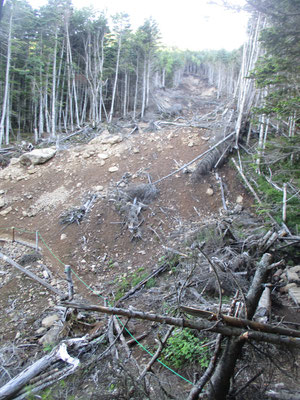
[27, 0, 249, 51]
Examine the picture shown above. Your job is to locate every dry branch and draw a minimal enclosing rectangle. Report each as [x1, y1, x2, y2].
[115, 260, 171, 305]
[60, 301, 300, 348]
[0, 343, 79, 400]
[180, 306, 300, 338]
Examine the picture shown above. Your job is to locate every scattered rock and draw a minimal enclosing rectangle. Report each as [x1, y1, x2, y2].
[0, 190, 5, 195]
[0, 206, 12, 216]
[39, 326, 61, 345]
[41, 314, 60, 328]
[101, 134, 123, 145]
[9, 158, 19, 166]
[206, 188, 214, 196]
[60, 233, 67, 241]
[290, 265, 300, 274]
[188, 141, 194, 147]
[94, 185, 104, 191]
[234, 204, 243, 213]
[109, 166, 119, 173]
[0, 198, 6, 208]
[279, 283, 297, 293]
[287, 270, 300, 283]
[236, 195, 244, 204]
[76, 183, 82, 188]
[133, 148, 140, 154]
[36, 327, 47, 335]
[98, 153, 109, 160]
[288, 286, 300, 305]
[19, 148, 56, 166]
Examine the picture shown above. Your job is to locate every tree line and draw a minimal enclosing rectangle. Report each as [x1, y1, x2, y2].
[0, 0, 241, 146]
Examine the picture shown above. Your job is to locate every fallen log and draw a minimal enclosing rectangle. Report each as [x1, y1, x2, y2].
[0, 343, 79, 400]
[180, 305, 300, 338]
[60, 301, 300, 348]
[153, 131, 235, 184]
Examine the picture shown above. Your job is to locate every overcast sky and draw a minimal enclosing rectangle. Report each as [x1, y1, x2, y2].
[27, 0, 249, 51]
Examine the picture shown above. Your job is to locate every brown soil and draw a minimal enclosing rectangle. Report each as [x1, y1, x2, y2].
[2, 76, 292, 398]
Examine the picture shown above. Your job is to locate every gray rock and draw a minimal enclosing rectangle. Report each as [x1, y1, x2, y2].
[41, 314, 60, 328]
[288, 286, 300, 306]
[101, 134, 123, 145]
[19, 148, 56, 166]
[0, 206, 12, 216]
[287, 270, 299, 283]
[38, 326, 61, 345]
[290, 265, 300, 274]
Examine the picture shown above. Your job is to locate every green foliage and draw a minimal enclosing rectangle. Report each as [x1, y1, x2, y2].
[43, 343, 55, 353]
[114, 267, 156, 301]
[162, 329, 210, 369]
[249, 0, 300, 119]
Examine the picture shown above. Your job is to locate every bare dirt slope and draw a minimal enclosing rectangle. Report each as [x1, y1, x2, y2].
[0, 76, 254, 396]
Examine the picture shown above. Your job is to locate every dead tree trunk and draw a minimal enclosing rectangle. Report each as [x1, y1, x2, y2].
[207, 253, 273, 400]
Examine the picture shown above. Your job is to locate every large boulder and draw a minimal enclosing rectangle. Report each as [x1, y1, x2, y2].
[19, 148, 56, 166]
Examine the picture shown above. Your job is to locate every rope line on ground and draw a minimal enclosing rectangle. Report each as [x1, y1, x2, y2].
[1, 227, 193, 386]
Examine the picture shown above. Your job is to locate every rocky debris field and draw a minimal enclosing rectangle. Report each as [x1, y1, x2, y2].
[0, 76, 299, 399]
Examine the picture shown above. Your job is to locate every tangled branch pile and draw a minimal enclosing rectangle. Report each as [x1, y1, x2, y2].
[109, 183, 159, 240]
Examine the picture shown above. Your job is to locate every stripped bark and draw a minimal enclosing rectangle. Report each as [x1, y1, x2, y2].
[0, 343, 79, 400]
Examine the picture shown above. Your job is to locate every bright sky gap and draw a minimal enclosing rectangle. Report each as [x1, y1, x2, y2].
[26, 0, 249, 51]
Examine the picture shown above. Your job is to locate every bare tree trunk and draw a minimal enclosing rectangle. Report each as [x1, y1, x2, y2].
[141, 56, 147, 118]
[208, 254, 272, 400]
[50, 26, 58, 140]
[123, 71, 128, 118]
[133, 57, 139, 120]
[0, 6, 13, 147]
[109, 35, 121, 123]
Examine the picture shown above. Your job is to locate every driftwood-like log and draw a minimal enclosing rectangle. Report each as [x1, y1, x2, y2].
[0, 343, 79, 400]
[180, 305, 300, 338]
[60, 301, 300, 348]
[0, 251, 65, 297]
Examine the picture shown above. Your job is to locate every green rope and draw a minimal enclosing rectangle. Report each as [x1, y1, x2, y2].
[38, 233, 65, 267]
[7, 228, 193, 386]
[70, 268, 193, 385]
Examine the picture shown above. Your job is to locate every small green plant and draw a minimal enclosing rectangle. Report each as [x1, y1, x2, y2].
[162, 329, 210, 369]
[145, 277, 156, 288]
[43, 343, 55, 353]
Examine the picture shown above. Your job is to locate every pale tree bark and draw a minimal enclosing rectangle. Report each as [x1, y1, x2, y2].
[0, 4, 13, 147]
[108, 34, 122, 123]
[235, 13, 265, 147]
[50, 26, 58, 140]
[141, 56, 147, 118]
[133, 56, 139, 120]
[123, 71, 128, 118]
